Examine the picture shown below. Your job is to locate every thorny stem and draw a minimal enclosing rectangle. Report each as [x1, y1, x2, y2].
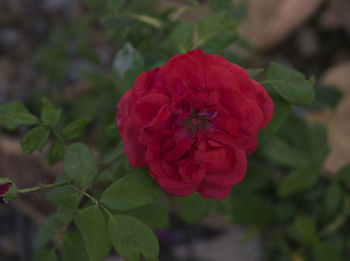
[18, 181, 69, 194]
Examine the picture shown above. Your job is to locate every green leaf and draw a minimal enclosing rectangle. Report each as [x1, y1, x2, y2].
[175, 192, 212, 224]
[113, 43, 145, 95]
[260, 95, 290, 135]
[304, 85, 342, 111]
[294, 216, 318, 246]
[101, 172, 161, 211]
[230, 2, 248, 22]
[235, 160, 272, 192]
[247, 68, 264, 78]
[325, 182, 343, 216]
[313, 242, 343, 261]
[62, 232, 89, 261]
[307, 123, 329, 167]
[230, 193, 272, 227]
[46, 140, 65, 165]
[64, 143, 98, 187]
[278, 114, 309, 150]
[210, 0, 232, 12]
[33, 249, 59, 261]
[266, 63, 315, 105]
[62, 117, 90, 141]
[128, 200, 170, 230]
[46, 184, 73, 204]
[163, 20, 193, 53]
[258, 136, 306, 167]
[109, 215, 159, 261]
[274, 202, 296, 222]
[106, 0, 126, 12]
[21, 126, 50, 154]
[41, 97, 62, 127]
[337, 163, 350, 185]
[34, 214, 59, 249]
[51, 192, 80, 225]
[74, 205, 111, 261]
[0, 102, 38, 130]
[278, 167, 319, 197]
[197, 11, 237, 49]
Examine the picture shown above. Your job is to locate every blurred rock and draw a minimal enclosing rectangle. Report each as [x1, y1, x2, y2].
[296, 27, 320, 57]
[307, 61, 350, 173]
[239, 0, 324, 52]
[0, 0, 23, 25]
[41, 0, 80, 12]
[319, 0, 350, 37]
[0, 29, 22, 47]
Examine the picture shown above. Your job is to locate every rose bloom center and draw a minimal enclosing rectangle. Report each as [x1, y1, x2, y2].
[183, 110, 211, 133]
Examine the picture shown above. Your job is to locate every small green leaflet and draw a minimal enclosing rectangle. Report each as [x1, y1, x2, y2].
[113, 43, 145, 95]
[34, 214, 59, 249]
[41, 97, 62, 127]
[0, 102, 38, 130]
[62, 232, 89, 261]
[46, 140, 65, 165]
[197, 11, 237, 49]
[64, 143, 98, 187]
[265, 63, 315, 105]
[108, 215, 159, 261]
[278, 167, 319, 197]
[101, 172, 161, 211]
[21, 126, 50, 155]
[163, 20, 193, 54]
[74, 205, 111, 261]
[293, 216, 318, 246]
[62, 117, 90, 141]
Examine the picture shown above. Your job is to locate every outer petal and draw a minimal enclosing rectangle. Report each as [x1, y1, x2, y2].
[117, 91, 147, 168]
[197, 147, 247, 200]
[155, 176, 197, 197]
[162, 50, 206, 93]
[197, 182, 232, 200]
[203, 146, 247, 187]
[205, 65, 264, 135]
[251, 80, 274, 128]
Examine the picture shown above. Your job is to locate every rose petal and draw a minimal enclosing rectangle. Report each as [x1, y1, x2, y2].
[204, 147, 247, 187]
[130, 93, 170, 128]
[252, 80, 274, 128]
[197, 182, 232, 200]
[0, 183, 10, 194]
[162, 50, 206, 93]
[120, 118, 147, 168]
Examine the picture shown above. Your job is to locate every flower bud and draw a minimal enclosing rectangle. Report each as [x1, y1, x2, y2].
[0, 178, 18, 203]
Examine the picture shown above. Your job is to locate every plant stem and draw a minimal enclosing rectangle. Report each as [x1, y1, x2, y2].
[50, 128, 64, 142]
[123, 13, 165, 29]
[18, 181, 69, 194]
[68, 184, 100, 205]
[100, 203, 114, 218]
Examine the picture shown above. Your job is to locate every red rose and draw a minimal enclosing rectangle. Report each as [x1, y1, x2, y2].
[117, 49, 274, 200]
